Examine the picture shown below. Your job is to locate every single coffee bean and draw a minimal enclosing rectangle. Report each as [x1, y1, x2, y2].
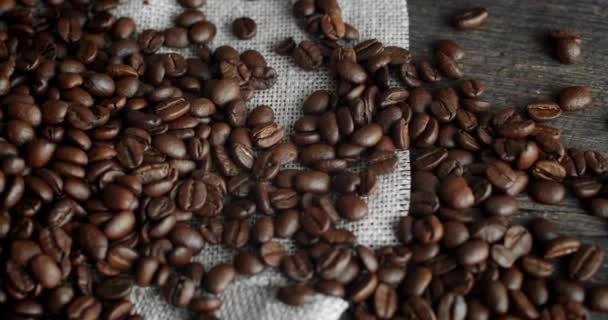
[529, 179, 566, 205]
[95, 276, 133, 300]
[204, 263, 235, 294]
[521, 255, 555, 278]
[232, 17, 257, 40]
[66, 295, 102, 320]
[336, 193, 368, 221]
[527, 100, 562, 122]
[164, 27, 190, 48]
[275, 37, 296, 55]
[483, 195, 517, 217]
[543, 237, 581, 259]
[373, 283, 398, 319]
[402, 296, 436, 319]
[558, 86, 592, 112]
[551, 31, 582, 65]
[281, 252, 313, 282]
[234, 251, 264, 275]
[454, 7, 488, 30]
[460, 79, 485, 98]
[588, 287, 608, 312]
[569, 244, 604, 281]
[294, 40, 323, 70]
[300, 207, 330, 237]
[439, 175, 475, 209]
[277, 284, 315, 306]
[260, 241, 285, 267]
[484, 280, 509, 315]
[437, 39, 465, 61]
[162, 275, 195, 307]
[553, 279, 585, 303]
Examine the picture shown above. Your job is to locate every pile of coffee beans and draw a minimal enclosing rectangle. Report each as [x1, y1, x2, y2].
[0, 0, 606, 319]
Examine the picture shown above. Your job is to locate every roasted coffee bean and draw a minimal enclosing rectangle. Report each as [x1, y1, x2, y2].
[232, 17, 257, 40]
[234, 251, 264, 276]
[204, 263, 235, 294]
[162, 275, 195, 307]
[439, 175, 475, 209]
[294, 40, 323, 70]
[260, 241, 285, 267]
[530, 179, 566, 205]
[558, 86, 592, 112]
[437, 51, 464, 79]
[454, 7, 488, 30]
[585, 150, 608, 174]
[95, 276, 133, 300]
[414, 215, 444, 244]
[532, 160, 566, 181]
[551, 31, 582, 65]
[527, 100, 562, 122]
[277, 284, 315, 306]
[223, 220, 249, 248]
[521, 255, 554, 278]
[591, 198, 608, 218]
[281, 252, 313, 282]
[483, 195, 517, 217]
[419, 60, 441, 82]
[569, 244, 604, 281]
[588, 287, 608, 312]
[437, 39, 465, 61]
[336, 193, 368, 221]
[66, 295, 102, 320]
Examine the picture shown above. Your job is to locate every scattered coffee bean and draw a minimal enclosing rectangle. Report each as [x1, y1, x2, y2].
[551, 31, 582, 64]
[232, 17, 257, 40]
[558, 86, 592, 112]
[454, 7, 488, 30]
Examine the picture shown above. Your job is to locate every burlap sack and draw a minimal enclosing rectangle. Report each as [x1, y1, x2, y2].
[114, 1, 410, 319]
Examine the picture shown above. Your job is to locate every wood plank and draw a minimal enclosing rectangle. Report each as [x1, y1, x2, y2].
[407, 1, 608, 317]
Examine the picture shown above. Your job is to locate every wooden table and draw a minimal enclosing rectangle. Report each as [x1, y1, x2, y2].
[407, 0, 608, 316]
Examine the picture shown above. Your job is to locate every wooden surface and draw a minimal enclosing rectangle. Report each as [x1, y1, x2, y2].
[407, 0, 608, 313]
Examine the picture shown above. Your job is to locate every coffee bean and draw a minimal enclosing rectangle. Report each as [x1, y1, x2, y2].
[558, 86, 592, 112]
[95, 276, 133, 300]
[204, 263, 235, 294]
[294, 40, 323, 70]
[164, 27, 189, 48]
[402, 296, 437, 319]
[551, 31, 582, 65]
[454, 7, 488, 30]
[277, 284, 315, 306]
[281, 252, 313, 282]
[275, 37, 296, 55]
[437, 39, 465, 61]
[527, 101, 562, 122]
[299, 206, 330, 236]
[437, 51, 464, 79]
[439, 175, 475, 209]
[234, 251, 264, 276]
[163, 275, 195, 307]
[483, 195, 517, 217]
[232, 17, 257, 40]
[530, 179, 565, 205]
[372, 283, 398, 318]
[569, 244, 604, 281]
[66, 296, 102, 320]
[588, 287, 608, 312]
[260, 241, 285, 267]
[336, 193, 368, 221]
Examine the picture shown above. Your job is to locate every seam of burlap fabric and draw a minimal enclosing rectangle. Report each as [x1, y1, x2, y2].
[115, 0, 410, 319]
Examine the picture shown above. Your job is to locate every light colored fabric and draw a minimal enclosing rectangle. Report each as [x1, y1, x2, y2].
[117, 0, 410, 319]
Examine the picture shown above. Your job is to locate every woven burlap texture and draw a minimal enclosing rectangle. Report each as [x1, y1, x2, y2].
[114, 0, 410, 319]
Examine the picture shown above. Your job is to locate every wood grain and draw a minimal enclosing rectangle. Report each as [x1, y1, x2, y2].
[407, 0, 608, 317]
